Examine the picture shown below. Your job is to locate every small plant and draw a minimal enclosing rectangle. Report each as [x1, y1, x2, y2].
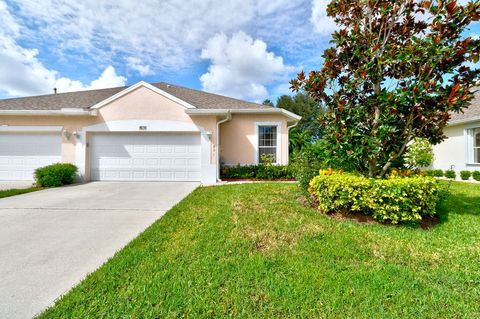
[445, 170, 456, 180]
[460, 171, 471, 181]
[433, 169, 444, 178]
[404, 138, 434, 170]
[473, 171, 480, 182]
[34, 163, 78, 187]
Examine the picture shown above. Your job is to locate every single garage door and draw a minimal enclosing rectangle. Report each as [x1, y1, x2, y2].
[0, 133, 62, 180]
[90, 133, 201, 181]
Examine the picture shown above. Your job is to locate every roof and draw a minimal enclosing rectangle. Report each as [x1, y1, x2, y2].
[0, 82, 268, 111]
[450, 88, 480, 124]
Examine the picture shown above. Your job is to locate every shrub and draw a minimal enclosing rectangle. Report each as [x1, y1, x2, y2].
[309, 171, 439, 224]
[473, 171, 480, 182]
[424, 169, 443, 177]
[221, 164, 293, 180]
[34, 163, 78, 187]
[404, 138, 434, 169]
[460, 170, 471, 181]
[445, 170, 456, 179]
[290, 140, 336, 193]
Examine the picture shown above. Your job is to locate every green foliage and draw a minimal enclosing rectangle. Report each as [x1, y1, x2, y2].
[460, 170, 472, 180]
[425, 169, 444, 177]
[445, 170, 456, 180]
[309, 172, 439, 224]
[275, 93, 324, 152]
[473, 171, 480, 181]
[262, 99, 274, 107]
[34, 163, 78, 187]
[290, 140, 331, 192]
[404, 138, 434, 169]
[221, 164, 293, 180]
[291, 0, 480, 178]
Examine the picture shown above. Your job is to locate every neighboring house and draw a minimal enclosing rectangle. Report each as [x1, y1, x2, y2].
[0, 81, 300, 184]
[433, 89, 480, 173]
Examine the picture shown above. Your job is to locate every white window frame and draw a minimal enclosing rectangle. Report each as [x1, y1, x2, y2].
[465, 126, 480, 165]
[255, 122, 281, 165]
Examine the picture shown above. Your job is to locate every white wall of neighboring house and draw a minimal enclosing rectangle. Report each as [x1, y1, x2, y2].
[432, 120, 480, 172]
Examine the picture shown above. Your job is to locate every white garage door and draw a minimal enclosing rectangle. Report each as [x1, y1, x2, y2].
[0, 133, 62, 180]
[90, 133, 201, 181]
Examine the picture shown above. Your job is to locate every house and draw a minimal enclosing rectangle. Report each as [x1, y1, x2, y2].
[432, 89, 480, 173]
[0, 81, 300, 184]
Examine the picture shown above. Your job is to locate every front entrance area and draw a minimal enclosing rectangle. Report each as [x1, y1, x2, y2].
[89, 132, 202, 181]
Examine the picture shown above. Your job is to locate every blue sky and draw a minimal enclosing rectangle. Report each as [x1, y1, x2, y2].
[0, 0, 478, 102]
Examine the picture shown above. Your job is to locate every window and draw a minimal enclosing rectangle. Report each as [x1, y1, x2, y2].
[258, 125, 278, 164]
[474, 128, 480, 164]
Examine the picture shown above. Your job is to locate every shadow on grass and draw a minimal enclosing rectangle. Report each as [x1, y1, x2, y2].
[436, 181, 480, 224]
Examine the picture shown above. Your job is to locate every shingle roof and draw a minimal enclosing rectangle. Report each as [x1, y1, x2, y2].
[0, 82, 267, 111]
[450, 88, 480, 123]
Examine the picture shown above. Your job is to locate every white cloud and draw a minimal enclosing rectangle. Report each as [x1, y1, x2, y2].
[0, 1, 126, 97]
[310, 0, 337, 35]
[200, 32, 293, 102]
[126, 57, 153, 76]
[8, 0, 319, 71]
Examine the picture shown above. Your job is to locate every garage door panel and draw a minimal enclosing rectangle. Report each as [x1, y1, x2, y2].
[90, 133, 202, 181]
[0, 133, 61, 180]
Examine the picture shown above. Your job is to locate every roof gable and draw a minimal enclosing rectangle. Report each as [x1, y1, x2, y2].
[91, 81, 196, 110]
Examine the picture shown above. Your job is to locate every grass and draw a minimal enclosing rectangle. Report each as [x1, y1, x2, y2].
[39, 182, 480, 318]
[0, 186, 41, 198]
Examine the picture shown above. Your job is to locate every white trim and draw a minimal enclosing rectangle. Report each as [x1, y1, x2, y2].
[185, 108, 302, 122]
[0, 125, 63, 132]
[82, 120, 203, 133]
[0, 109, 96, 116]
[91, 81, 196, 110]
[254, 122, 281, 165]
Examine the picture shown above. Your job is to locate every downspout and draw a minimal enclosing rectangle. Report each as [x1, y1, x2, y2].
[216, 111, 232, 181]
[286, 121, 299, 165]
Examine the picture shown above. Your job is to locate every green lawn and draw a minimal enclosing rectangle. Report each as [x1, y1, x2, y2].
[0, 187, 41, 198]
[39, 182, 480, 318]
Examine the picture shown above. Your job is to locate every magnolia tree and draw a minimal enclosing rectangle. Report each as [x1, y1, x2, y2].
[291, 0, 480, 177]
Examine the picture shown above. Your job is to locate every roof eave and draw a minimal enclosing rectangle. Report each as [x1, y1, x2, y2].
[185, 108, 302, 122]
[0, 109, 97, 116]
[448, 116, 480, 126]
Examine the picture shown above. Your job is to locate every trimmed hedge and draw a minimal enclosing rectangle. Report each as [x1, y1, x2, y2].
[221, 164, 294, 180]
[309, 171, 439, 224]
[445, 170, 456, 179]
[35, 163, 78, 187]
[424, 169, 444, 177]
[473, 171, 480, 182]
[460, 170, 471, 181]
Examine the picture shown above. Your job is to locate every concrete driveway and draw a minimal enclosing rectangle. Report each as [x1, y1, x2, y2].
[0, 182, 198, 319]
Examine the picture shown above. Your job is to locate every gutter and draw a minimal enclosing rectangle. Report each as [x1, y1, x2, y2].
[448, 115, 480, 126]
[185, 108, 302, 122]
[0, 108, 97, 116]
[216, 111, 232, 181]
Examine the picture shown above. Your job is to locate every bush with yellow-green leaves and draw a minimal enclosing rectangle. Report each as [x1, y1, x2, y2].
[308, 170, 439, 224]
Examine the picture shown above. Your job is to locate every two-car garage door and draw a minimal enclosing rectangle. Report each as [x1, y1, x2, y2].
[90, 133, 201, 181]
